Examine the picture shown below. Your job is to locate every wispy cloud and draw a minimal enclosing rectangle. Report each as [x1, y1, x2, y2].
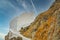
[22, 2, 27, 9]
[20, 0, 29, 12]
[30, 0, 37, 13]
[19, 0, 37, 13]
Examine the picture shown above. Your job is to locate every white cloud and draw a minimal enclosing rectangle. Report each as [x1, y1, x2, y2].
[9, 12, 36, 40]
[0, 33, 6, 39]
[10, 12, 35, 31]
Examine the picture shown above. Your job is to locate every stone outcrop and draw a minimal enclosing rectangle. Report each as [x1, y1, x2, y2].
[5, 32, 22, 40]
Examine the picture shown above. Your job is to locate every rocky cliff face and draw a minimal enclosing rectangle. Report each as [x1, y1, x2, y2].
[5, 0, 60, 40]
[20, 0, 60, 40]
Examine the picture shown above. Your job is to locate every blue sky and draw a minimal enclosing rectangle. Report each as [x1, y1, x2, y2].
[0, 0, 55, 40]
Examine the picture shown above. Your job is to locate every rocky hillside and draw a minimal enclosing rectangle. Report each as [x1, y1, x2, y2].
[5, 0, 60, 40]
[20, 0, 60, 40]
